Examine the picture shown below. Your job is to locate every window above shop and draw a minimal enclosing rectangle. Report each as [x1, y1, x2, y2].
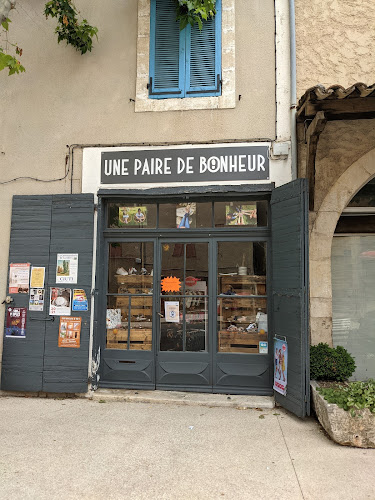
[135, 0, 235, 112]
[107, 200, 268, 229]
[149, 0, 222, 99]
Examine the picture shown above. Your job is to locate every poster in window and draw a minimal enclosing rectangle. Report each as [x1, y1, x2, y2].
[176, 203, 196, 229]
[225, 204, 257, 226]
[6, 307, 27, 338]
[164, 301, 180, 323]
[49, 287, 71, 316]
[8, 263, 30, 294]
[106, 309, 122, 329]
[118, 206, 147, 226]
[273, 338, 288, 396]
[58, 316, 81, 348]
[56, 254, 78, 284]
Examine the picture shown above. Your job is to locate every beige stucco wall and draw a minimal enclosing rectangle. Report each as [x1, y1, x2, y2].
[0, 0, 279, 369]
[295, 0, 375, 96]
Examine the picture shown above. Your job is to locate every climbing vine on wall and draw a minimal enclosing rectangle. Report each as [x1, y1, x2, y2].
[1, 0, 216, 76]
[44, 0, 98, 55]
[175, 0, 217, 30]
[0, 0, 98, 75]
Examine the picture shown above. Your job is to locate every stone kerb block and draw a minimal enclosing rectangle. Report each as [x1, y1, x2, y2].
[311, 381, 375, 448]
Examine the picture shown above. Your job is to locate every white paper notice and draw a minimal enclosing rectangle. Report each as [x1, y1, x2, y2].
[56, 254, 78, 284]
[164, 301, 180, 323]
[29, 288, 45, 312]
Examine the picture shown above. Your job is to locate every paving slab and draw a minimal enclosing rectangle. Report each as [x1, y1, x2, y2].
[88, 388, 275, 409]
[0, 396, 374, 500]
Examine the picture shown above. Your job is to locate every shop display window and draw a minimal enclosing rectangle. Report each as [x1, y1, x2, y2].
[107, 203, 157, 228]
[158, 202, 212, 228]
[106, 242, 154, 350]
[214, 201, 268, 227]
[160, 242, 208, 352]
[217, 242, 268, 354]
[107, 200, 268, 229]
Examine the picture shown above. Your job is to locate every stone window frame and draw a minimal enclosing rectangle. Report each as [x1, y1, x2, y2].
[135, 0, 235, 113]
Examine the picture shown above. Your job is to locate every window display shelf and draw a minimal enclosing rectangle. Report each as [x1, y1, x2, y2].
[218, 275, 267, 354]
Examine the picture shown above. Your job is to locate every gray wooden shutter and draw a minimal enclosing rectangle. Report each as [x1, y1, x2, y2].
[271, 179, 310, 417]
[42, 195, 94, 393]
[1, 196, 52, 391]
[1, 194, 94, 394]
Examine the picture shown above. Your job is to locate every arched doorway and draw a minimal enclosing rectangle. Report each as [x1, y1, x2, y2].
[332, 178, 375, 380]
[310, 148, 375, 352]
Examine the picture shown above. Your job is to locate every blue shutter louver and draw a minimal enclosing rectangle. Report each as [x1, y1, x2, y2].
[150, 0, 184, 97]
[189, 18, 216, 89]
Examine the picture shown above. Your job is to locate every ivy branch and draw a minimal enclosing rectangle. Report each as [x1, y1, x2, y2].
[0, 1, 25, 75]
[175, 0, 216, 30]
[44, 0, 98, 55]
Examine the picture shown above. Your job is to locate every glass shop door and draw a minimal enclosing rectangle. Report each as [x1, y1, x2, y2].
[156, 240, 213, 390]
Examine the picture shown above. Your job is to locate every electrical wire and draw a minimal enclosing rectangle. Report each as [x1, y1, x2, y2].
[0, 151, 70, 185]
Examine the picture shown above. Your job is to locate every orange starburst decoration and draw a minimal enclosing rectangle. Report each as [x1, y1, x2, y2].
[161, 277, 181, 293]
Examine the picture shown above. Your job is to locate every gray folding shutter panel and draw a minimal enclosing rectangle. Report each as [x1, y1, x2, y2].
[271, 179, 310, 418]
[1, 196, 52, 391]
[43, 194, 94, 393]
[1, 194, 94, 394]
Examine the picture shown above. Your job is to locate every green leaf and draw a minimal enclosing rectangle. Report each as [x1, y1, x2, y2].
[1, 17, 11, 30]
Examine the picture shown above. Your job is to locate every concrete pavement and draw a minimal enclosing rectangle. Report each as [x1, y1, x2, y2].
[0, 395, 374, 500]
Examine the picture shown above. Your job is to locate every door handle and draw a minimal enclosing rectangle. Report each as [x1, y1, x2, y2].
[157, 312, 164, 318]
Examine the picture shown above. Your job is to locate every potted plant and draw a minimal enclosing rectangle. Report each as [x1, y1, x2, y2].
[310, 343, 375, 448]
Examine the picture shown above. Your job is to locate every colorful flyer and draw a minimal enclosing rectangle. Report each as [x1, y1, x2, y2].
[106, 309, 122, 329]
[49, 287, 71, 316]
[58, 316, 81, 348]
[29, 288, 45, 312]
[176, 203, 196, 229]
[225, 204, 257, 226]
[72, 289, 88, 311]
[9, 263, 30, 294]
[259, 341, 268, 354]
[56, 254, 78, 284]
[6, 307, 27, 338]
[118, 206, 147, 226]
[273, 338, 288, 396]
[164, 301, 180, 323]
[30, 267, 45, 288]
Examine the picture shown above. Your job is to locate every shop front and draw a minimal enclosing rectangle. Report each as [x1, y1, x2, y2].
[98, 197, 271, 394]
[1, 143, 310, 418]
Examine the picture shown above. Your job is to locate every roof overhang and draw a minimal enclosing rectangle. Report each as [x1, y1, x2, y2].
[297, 83, 375, 122]
[297, 83, 375, 211]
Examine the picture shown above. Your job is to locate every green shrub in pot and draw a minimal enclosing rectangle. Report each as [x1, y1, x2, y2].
[310, 343, 356, 382]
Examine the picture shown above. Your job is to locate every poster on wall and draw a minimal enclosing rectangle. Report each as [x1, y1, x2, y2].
[6, 307, 27, 338]
[30, 266, 45, 288]
[8, 263, 30, 294]
[58, 316, 82, 348]
[29, 288, 45, 312]
[72, 289, 88, 311]
[56, 254, 78, 284]
[118, 206, 147, 226]
[49, 287, 71, 316]
[176, 203, 196, 229]
[164, 301, 180, 323]
[273, 338, 288, 396]
[225, 204, 257, 226]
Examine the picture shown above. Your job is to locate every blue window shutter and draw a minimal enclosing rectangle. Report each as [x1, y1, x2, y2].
[185, 0, 222, 97]
[149, 0, 185, 98]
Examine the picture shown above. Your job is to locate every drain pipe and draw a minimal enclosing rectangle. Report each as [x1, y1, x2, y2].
[289, 0, 298, 179]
